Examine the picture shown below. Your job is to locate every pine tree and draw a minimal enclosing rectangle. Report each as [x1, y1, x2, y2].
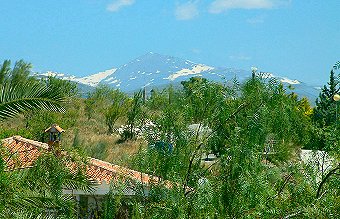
[314, 69, 339, 126]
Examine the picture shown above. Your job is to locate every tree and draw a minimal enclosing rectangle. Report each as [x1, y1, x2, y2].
[123, 91, 144, 140]
[105, 91, 128, 134]
[0, 59, 36, 87]
[85, 85, 129, 134]
[0, 59, 67, 121]
[43, 76, 79, 98]
[0, 147, 92, 218]
[85, 85, 118, 120]
[310, 63, 340, 151]
[126, 76, 339, 218]
[0, 60, 11, 85]
[313, 68, 339, 126]
[181, 77, 225, 124]
[21, 77, 79, 133]
[0, 81, 66, 121]
[0, 60, 91, 218]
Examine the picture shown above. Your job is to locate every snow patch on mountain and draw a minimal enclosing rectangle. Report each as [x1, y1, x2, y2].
[280, 77, 300, 85]
[76, 68, 116, 87]
[105, 77, 114, 82]
[164, 64, 214, 81]
[109, 79, 119, 84]
[39, 68, 116, 87]
[35, 52, 319, 103]
[40, 71, 66, 78]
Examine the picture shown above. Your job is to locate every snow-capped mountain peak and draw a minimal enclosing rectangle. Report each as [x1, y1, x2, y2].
[34, 68, 116, 87]
[97, 52, 225, 91]
[75, 68, 116, 87]
[35, 52, 319, 102]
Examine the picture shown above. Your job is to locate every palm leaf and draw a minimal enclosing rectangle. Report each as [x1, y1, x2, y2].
[0, 82, 66, 120]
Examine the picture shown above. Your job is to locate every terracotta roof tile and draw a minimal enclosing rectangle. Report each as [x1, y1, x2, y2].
[2, 136, 45, 170]
[1, 136, 167, 187]
[87, 157, 161, 185]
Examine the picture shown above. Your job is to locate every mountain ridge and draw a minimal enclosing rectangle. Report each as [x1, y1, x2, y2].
[33, 52, 321, 103]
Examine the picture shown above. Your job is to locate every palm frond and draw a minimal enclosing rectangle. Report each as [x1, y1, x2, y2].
[0, 81, 66, 120]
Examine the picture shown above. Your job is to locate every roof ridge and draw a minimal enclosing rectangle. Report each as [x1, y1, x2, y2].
[88, 157, 160, 184]
[11, 136, 49, 150]
[2, 136, 166, 187]
[89, 157, 139, 173]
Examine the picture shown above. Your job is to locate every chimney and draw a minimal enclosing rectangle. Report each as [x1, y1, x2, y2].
[44, 124, 64, 151]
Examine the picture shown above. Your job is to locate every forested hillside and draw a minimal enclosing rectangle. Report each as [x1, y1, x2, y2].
[0, 60, 339, 218]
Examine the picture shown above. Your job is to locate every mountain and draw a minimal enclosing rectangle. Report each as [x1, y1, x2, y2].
[33, 52, 321, 103]
[99, 52, 250, 92]
[34, 68, 115, 87]
[33, 68, 116, 95]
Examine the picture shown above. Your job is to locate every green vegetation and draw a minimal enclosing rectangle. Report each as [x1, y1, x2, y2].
[0, 60, 66, 121]
[0, 151, 91, 218]
[0, 60, 91, 218]
[0, 59, 339, 218]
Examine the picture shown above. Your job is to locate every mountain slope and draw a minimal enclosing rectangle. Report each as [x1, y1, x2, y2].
[34, 52, 321, 103]
[99, 52, 250, 92]
[35, 69, 115, 87]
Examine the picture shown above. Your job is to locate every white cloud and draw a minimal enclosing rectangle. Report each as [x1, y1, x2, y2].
[107, 0, 135, 12]
[209, 0, 286, 14]
[175, 1, 199, 20]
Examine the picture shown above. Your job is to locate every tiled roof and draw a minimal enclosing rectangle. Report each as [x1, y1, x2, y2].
[1, 136, 48, 170]
[88, 158, 160, 185]
[1, 136, 162, 186]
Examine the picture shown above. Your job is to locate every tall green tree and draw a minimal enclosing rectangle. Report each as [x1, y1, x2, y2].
[0, 60, 36, 87]
[105, 91, 128, 134]
[181, 77, 225, 124]
[127, 76, 339, 218]
[313, 68, 339, 126]
[310, 63, 340, 151]
[124, 90, 144, 140]
[85, 85, 118, 120]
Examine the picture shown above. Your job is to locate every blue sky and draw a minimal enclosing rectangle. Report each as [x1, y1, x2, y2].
[0, 0, 339, 85]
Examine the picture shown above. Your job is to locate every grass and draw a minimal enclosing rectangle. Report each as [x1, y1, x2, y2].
[0, 100, 145, 168]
